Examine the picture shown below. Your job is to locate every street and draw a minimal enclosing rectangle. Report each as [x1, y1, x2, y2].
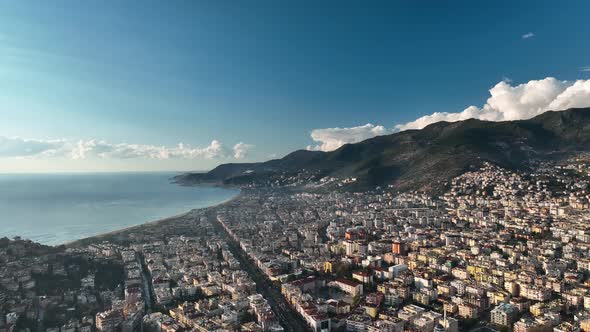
[208, 209, 312, 332]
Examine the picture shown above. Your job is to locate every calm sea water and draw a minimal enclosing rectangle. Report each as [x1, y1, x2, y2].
[0, 172, 238, 246]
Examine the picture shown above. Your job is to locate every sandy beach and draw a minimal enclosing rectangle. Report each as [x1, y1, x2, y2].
[64, 191, 242, 247]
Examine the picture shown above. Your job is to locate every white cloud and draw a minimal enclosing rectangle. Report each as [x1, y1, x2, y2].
[396, 77, 590, 131]
[232, 142, 254, 159]
[169, 140, 227, 159]
[0, 137, 66, 158]
[581, 66, 590, 72]
[71, 140, 96, 160]
[522, 32, 535, 39]
[307, 124, 392, 151]
[547, 79, 590, 110]
[308, 77, 590, 150]
[0, 137, 252, 161]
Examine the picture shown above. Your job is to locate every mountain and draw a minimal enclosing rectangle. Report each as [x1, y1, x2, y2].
[175, 108, 590, 192]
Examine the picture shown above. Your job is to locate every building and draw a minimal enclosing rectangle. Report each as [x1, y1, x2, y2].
[334, 278, 363, 296]
[392, 241, 405, 255]
[96, 309, 123, 332]
[490, 303, 518, 327]
[513, 317, 552, 332]
[458, 304, 478, 319]
[352, 271, 373, 284]
[346, 314, 372, 332]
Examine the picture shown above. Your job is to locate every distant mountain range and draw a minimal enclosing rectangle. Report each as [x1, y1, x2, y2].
[175, 108, 590, 192]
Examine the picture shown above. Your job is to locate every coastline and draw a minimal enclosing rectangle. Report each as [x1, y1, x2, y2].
[63, 189, 242, 248]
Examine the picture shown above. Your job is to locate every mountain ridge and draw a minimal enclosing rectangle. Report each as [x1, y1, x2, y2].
[175, 108, 590, 192]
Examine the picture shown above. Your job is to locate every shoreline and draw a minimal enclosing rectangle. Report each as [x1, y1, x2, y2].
[63, 189, 242, 248]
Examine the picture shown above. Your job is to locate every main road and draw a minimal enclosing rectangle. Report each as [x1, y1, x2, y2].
[207, 209, 312, 332]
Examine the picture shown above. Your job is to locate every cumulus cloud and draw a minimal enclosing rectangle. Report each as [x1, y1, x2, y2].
[0, 137, 252, 160]
[396, 77, 590, 131]
[232, 142, 254, 159]
[522, 32, 535, 39]
[307, 124, 392, 151]
[308, 77, 590, 151]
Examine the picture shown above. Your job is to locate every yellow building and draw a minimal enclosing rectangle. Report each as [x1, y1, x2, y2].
[365, 305, 379, 318]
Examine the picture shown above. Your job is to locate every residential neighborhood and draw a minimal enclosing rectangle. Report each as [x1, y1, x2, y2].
[2, 157, 590, 331]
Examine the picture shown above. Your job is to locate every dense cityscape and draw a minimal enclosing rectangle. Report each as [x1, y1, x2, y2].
[3, 1, 590, 332]
[2, 155, 590, 332]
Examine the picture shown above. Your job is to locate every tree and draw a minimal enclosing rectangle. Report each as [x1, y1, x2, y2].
[352, 295, 361, 307]
[335, 263, 352, 279]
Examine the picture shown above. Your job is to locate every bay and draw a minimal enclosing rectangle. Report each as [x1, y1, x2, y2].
[0, 172, 238, 246]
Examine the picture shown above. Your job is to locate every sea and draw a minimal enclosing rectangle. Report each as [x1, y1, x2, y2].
[0, 172, 239, 246]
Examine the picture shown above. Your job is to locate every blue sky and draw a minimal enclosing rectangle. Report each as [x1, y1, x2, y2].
[1, 1, 589, 172]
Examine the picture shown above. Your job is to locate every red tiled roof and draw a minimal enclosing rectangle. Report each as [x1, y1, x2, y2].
[336, 278, 361, 287]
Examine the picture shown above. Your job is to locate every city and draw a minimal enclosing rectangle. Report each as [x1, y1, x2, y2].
[2, 2, 590, 332]
[2, 155, 590, 331]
